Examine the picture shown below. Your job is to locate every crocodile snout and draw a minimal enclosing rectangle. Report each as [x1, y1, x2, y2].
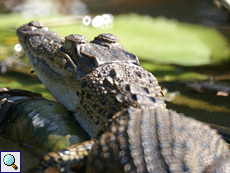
[16, 21, 49, 43]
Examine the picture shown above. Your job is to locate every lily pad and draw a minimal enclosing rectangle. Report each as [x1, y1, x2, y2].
[50, 14, 230, 66]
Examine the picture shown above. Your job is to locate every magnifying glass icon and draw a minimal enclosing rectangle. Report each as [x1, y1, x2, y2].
[3, 154, 18, 170]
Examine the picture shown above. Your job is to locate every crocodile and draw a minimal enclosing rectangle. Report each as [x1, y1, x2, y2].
[16, 21, 230, 173]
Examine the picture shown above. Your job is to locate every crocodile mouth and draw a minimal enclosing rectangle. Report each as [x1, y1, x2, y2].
[20, 41, 47, 70]
[21, 42, 61, 81]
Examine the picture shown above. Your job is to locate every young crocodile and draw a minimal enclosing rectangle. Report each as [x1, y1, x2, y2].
[17, 21, 230, 173]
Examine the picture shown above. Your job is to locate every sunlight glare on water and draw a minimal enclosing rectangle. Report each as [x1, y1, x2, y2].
[14, 44, 22, 52]
[2, 43, 29, 73]
[82, 16, 91, 26]
[82, 14, 114, 29]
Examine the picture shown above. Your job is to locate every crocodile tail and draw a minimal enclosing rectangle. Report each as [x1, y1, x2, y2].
[87, 106, 230, 173]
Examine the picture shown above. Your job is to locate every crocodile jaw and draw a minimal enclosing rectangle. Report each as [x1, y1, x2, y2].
[22, 41, 78, 111]
[16, 22, 79, 111]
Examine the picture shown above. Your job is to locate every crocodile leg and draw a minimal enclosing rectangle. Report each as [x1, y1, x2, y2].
[37, 139, 95, 172]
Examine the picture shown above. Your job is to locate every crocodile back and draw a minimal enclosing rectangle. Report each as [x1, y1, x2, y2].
[86, 106, 230, 173]
[74, 63, 165, 137]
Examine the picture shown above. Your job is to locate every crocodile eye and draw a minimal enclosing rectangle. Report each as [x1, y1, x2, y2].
[65, 34, 87, 44]
[63, 40, 73, 50]
[94, 33, 119, 43]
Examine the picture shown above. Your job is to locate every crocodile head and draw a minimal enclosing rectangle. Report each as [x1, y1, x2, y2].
[17, 21, 165, 137]
[17, 21, 81, 111]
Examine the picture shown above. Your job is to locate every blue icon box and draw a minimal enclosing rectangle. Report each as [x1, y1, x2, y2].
[0, 151, 21, 173]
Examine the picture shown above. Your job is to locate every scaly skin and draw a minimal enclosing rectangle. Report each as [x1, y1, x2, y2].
[17, 21, 230, 172]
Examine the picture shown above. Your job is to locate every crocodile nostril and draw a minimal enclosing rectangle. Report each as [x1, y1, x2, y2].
[28, 21, 44, 28]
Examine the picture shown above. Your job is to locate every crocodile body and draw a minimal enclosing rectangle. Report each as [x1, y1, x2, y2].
[0, 88, 89, 153]
[17, 21, 230, 172]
